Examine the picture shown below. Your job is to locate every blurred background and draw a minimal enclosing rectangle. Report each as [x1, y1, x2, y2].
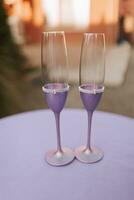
[0, 0, 134, 118]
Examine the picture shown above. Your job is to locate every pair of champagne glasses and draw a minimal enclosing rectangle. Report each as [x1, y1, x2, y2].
[41, 31, 105, 166]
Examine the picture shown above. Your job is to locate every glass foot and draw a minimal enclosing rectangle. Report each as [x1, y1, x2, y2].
[75, 146, 103, 164]
[45, 147, 75, 166]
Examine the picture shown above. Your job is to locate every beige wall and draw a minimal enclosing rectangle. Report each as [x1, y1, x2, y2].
[90, 0, 119, 24]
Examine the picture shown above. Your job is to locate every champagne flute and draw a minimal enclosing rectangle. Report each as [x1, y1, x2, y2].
[41, 31, 74, 166]
[75, 33, 105, 163]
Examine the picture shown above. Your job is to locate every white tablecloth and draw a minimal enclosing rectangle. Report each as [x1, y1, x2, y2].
[0, 109, 134, 200]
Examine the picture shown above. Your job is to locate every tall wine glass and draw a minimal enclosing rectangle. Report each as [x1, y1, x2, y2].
[41, 31, 74, 166]
[75, 33, 105, 163]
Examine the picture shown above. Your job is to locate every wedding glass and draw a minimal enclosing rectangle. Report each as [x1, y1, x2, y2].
[75, 33, 105, 163]
[41, 31, 74, 166]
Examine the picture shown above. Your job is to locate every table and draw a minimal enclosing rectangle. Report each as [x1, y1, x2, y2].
[0, 109, 134, 200]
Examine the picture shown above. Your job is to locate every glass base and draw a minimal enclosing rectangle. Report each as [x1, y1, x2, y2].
[45, 147, 75, 166]
[75, 146, 103, 164]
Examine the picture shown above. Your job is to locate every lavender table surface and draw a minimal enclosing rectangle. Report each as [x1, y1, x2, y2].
[0, 109, 134, 200]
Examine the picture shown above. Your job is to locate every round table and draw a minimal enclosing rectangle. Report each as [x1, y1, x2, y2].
[0, 109, 134, 200]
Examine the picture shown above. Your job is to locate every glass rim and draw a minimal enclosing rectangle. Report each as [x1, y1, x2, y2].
[42, 31, 65, 35]
[84, 32, 105, 36]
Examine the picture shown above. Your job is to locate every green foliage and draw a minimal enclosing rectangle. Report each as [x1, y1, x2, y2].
[0, 69, 22, 117]
[0, 0, 26, 117]
[0, 0, 26, 71]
